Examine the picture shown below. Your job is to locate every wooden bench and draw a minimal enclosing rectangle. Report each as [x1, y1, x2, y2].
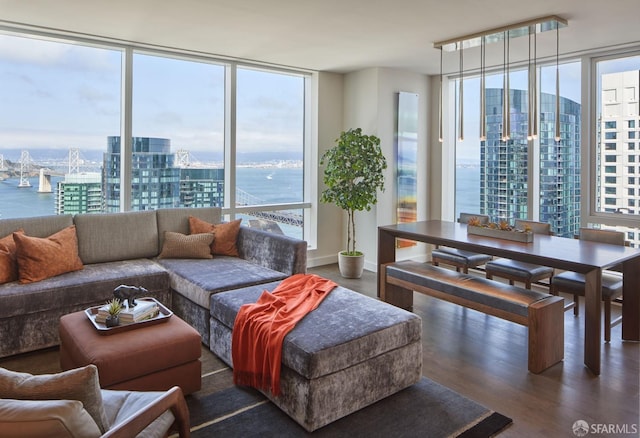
[380, 260, 564, 373]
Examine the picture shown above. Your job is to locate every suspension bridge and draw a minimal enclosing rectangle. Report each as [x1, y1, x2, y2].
[236, 189, 303, 227]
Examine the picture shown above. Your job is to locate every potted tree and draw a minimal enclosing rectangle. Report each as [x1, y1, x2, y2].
[320, 128, 387, 278]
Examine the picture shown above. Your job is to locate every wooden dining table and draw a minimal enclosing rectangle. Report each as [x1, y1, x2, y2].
[377, 220, 640, 375]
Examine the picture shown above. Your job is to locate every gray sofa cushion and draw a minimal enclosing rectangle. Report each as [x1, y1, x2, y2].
[0, 259, 169, 319]
[157, 258, 288, 309]
[155, 207, 221, 251]
[210, 282, 422, 380]
[0, 215, 73, 239]
[74, 211, 159, 264]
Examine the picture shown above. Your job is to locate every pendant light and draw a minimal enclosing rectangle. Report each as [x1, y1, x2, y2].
[458, 42, 464, 142]
[480, 36, 486, 141]
[433, 15, 567, 145]
[439, 47, 443, 143]
[555, 24, 561, 142]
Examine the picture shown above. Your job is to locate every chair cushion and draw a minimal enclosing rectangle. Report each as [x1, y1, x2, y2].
[0, 398, 102, 438]
[486, 258, 554, 281]
[432, 248, 491, 266]
[551, 271, 623, 298]
[0, 364, 109, 434]
[102, 389, 175, 438]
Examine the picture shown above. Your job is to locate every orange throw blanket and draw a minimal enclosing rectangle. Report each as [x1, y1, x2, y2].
[232, 273, 337, 396]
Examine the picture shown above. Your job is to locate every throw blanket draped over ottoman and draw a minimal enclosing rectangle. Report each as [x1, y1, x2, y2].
[210, 281, 422, 432]
[232, 274, 337, 396]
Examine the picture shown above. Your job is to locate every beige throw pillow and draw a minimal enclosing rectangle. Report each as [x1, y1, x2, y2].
[158, 231, 215, 259]
[0, 364, 109, 434]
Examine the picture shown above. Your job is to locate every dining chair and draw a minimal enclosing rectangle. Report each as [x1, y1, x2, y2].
[485, 219, 555, 289]
[550, 227, 626, 342]
[431, 213, 492, 274]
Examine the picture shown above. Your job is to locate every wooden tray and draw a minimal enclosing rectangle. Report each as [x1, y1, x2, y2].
[84, 297, 172, 335]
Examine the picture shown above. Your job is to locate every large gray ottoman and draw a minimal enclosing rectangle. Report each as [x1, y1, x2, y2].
[209, 281, 422, 432]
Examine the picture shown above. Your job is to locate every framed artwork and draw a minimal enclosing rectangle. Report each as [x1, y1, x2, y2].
[395, 92, 418, 248]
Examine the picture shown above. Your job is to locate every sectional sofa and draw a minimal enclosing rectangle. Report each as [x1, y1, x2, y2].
[0, 207, 307, 358]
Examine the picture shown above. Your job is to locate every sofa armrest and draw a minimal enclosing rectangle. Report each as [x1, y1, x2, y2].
[237, 227, 307, 275]
[102, 386, 190, 438]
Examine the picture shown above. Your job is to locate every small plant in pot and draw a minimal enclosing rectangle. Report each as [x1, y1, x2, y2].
[105, 298, 122, 327]
[320, 128, 387, 278]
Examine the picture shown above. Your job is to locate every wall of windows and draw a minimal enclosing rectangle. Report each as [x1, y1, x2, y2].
[0, 30, 311, 240]
[453, 61, 581, 238]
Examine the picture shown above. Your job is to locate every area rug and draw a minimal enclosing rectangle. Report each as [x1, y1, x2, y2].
[187, 376, 512, 437]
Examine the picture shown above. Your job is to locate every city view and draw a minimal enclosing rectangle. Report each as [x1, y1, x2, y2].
[1, 33, 638, 246]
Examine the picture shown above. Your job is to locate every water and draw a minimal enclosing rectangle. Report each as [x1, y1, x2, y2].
[0, 176, 63, 219]
[455, 166, 481, 215]
[0, 169, 303, 218]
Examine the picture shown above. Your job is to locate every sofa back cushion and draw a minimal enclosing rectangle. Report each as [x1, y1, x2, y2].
[74, 211, 159, 264]
[156, 207, 221, 250]
[0, 214, 74, 239]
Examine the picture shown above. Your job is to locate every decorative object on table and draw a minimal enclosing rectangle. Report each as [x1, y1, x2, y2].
[104, 298, 122, 328]
[467, 218, 534, 243]
[113, 284, 148, 308]
[320, 128, 387, 278]
[86, 297, 172, 334]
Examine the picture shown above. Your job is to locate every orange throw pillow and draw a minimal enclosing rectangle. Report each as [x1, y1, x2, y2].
[189, 216, 242, 257]
[0, 230, 23, 284]
[14, 226, 84, 284]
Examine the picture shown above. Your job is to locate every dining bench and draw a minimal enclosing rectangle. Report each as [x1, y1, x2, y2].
[380, 260, 564, 373]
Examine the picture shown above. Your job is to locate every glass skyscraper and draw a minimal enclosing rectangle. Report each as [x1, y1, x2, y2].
[103, 137, 181, 212]
[481, 88, 581, 237]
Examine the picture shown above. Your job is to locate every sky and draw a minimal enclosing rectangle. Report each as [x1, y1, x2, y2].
[0, 32, 305, 162]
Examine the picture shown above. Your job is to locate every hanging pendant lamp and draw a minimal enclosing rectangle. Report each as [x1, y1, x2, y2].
[458, 42, 464, 142]
[480, 36, 486, 141]
[555, 24, 561, 142]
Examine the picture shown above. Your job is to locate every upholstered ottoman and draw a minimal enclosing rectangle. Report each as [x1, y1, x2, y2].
[209, 281, 422, 432]
[59, 311, 202, 395]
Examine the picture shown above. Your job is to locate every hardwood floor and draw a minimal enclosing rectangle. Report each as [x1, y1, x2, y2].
[1, 264, 638, 437]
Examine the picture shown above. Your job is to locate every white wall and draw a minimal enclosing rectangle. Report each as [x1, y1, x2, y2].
[343, 67, 431, 272]
[306, 71, 345, 267]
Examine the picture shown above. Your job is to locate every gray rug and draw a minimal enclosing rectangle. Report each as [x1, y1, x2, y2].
[187, 377, 512, 437]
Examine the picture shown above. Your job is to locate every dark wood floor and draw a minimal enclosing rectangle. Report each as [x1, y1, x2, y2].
[1, 264, 638, 437]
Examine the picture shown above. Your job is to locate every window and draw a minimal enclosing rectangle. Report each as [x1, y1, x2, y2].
[605, 143, 617, 150]
[605, 121, 617, 129]
[0, 33, 121, 218]
[605, 155, 617, 162]
[605, 132, 617, 140]
[605, 176, 617, 184]
[0, 30, 313, 240]
[593, 53, 640, 249]
[453, 60, 581, 237]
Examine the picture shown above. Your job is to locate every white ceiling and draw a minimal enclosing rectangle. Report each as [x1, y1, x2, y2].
[0, 0, 638, 75]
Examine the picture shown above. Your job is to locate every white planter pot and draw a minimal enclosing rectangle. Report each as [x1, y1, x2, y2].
[338, 252, 364, 279]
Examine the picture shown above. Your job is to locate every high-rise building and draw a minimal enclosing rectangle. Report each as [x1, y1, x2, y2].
[598, 70, 640, 246]
[179, 168, 224, 208]
[103, 137, 180, 212]
[481, 88, 581, 237]
[55, 172, 103, 214]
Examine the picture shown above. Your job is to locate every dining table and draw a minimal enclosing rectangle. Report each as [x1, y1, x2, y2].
[377, 220, 640, 375]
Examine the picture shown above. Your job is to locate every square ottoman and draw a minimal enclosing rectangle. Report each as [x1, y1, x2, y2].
[59, 310, 202, 395]
[209, 281, 422, 432]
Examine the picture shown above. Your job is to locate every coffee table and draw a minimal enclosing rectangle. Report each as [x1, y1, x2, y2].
[59, 310, 202, 395]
